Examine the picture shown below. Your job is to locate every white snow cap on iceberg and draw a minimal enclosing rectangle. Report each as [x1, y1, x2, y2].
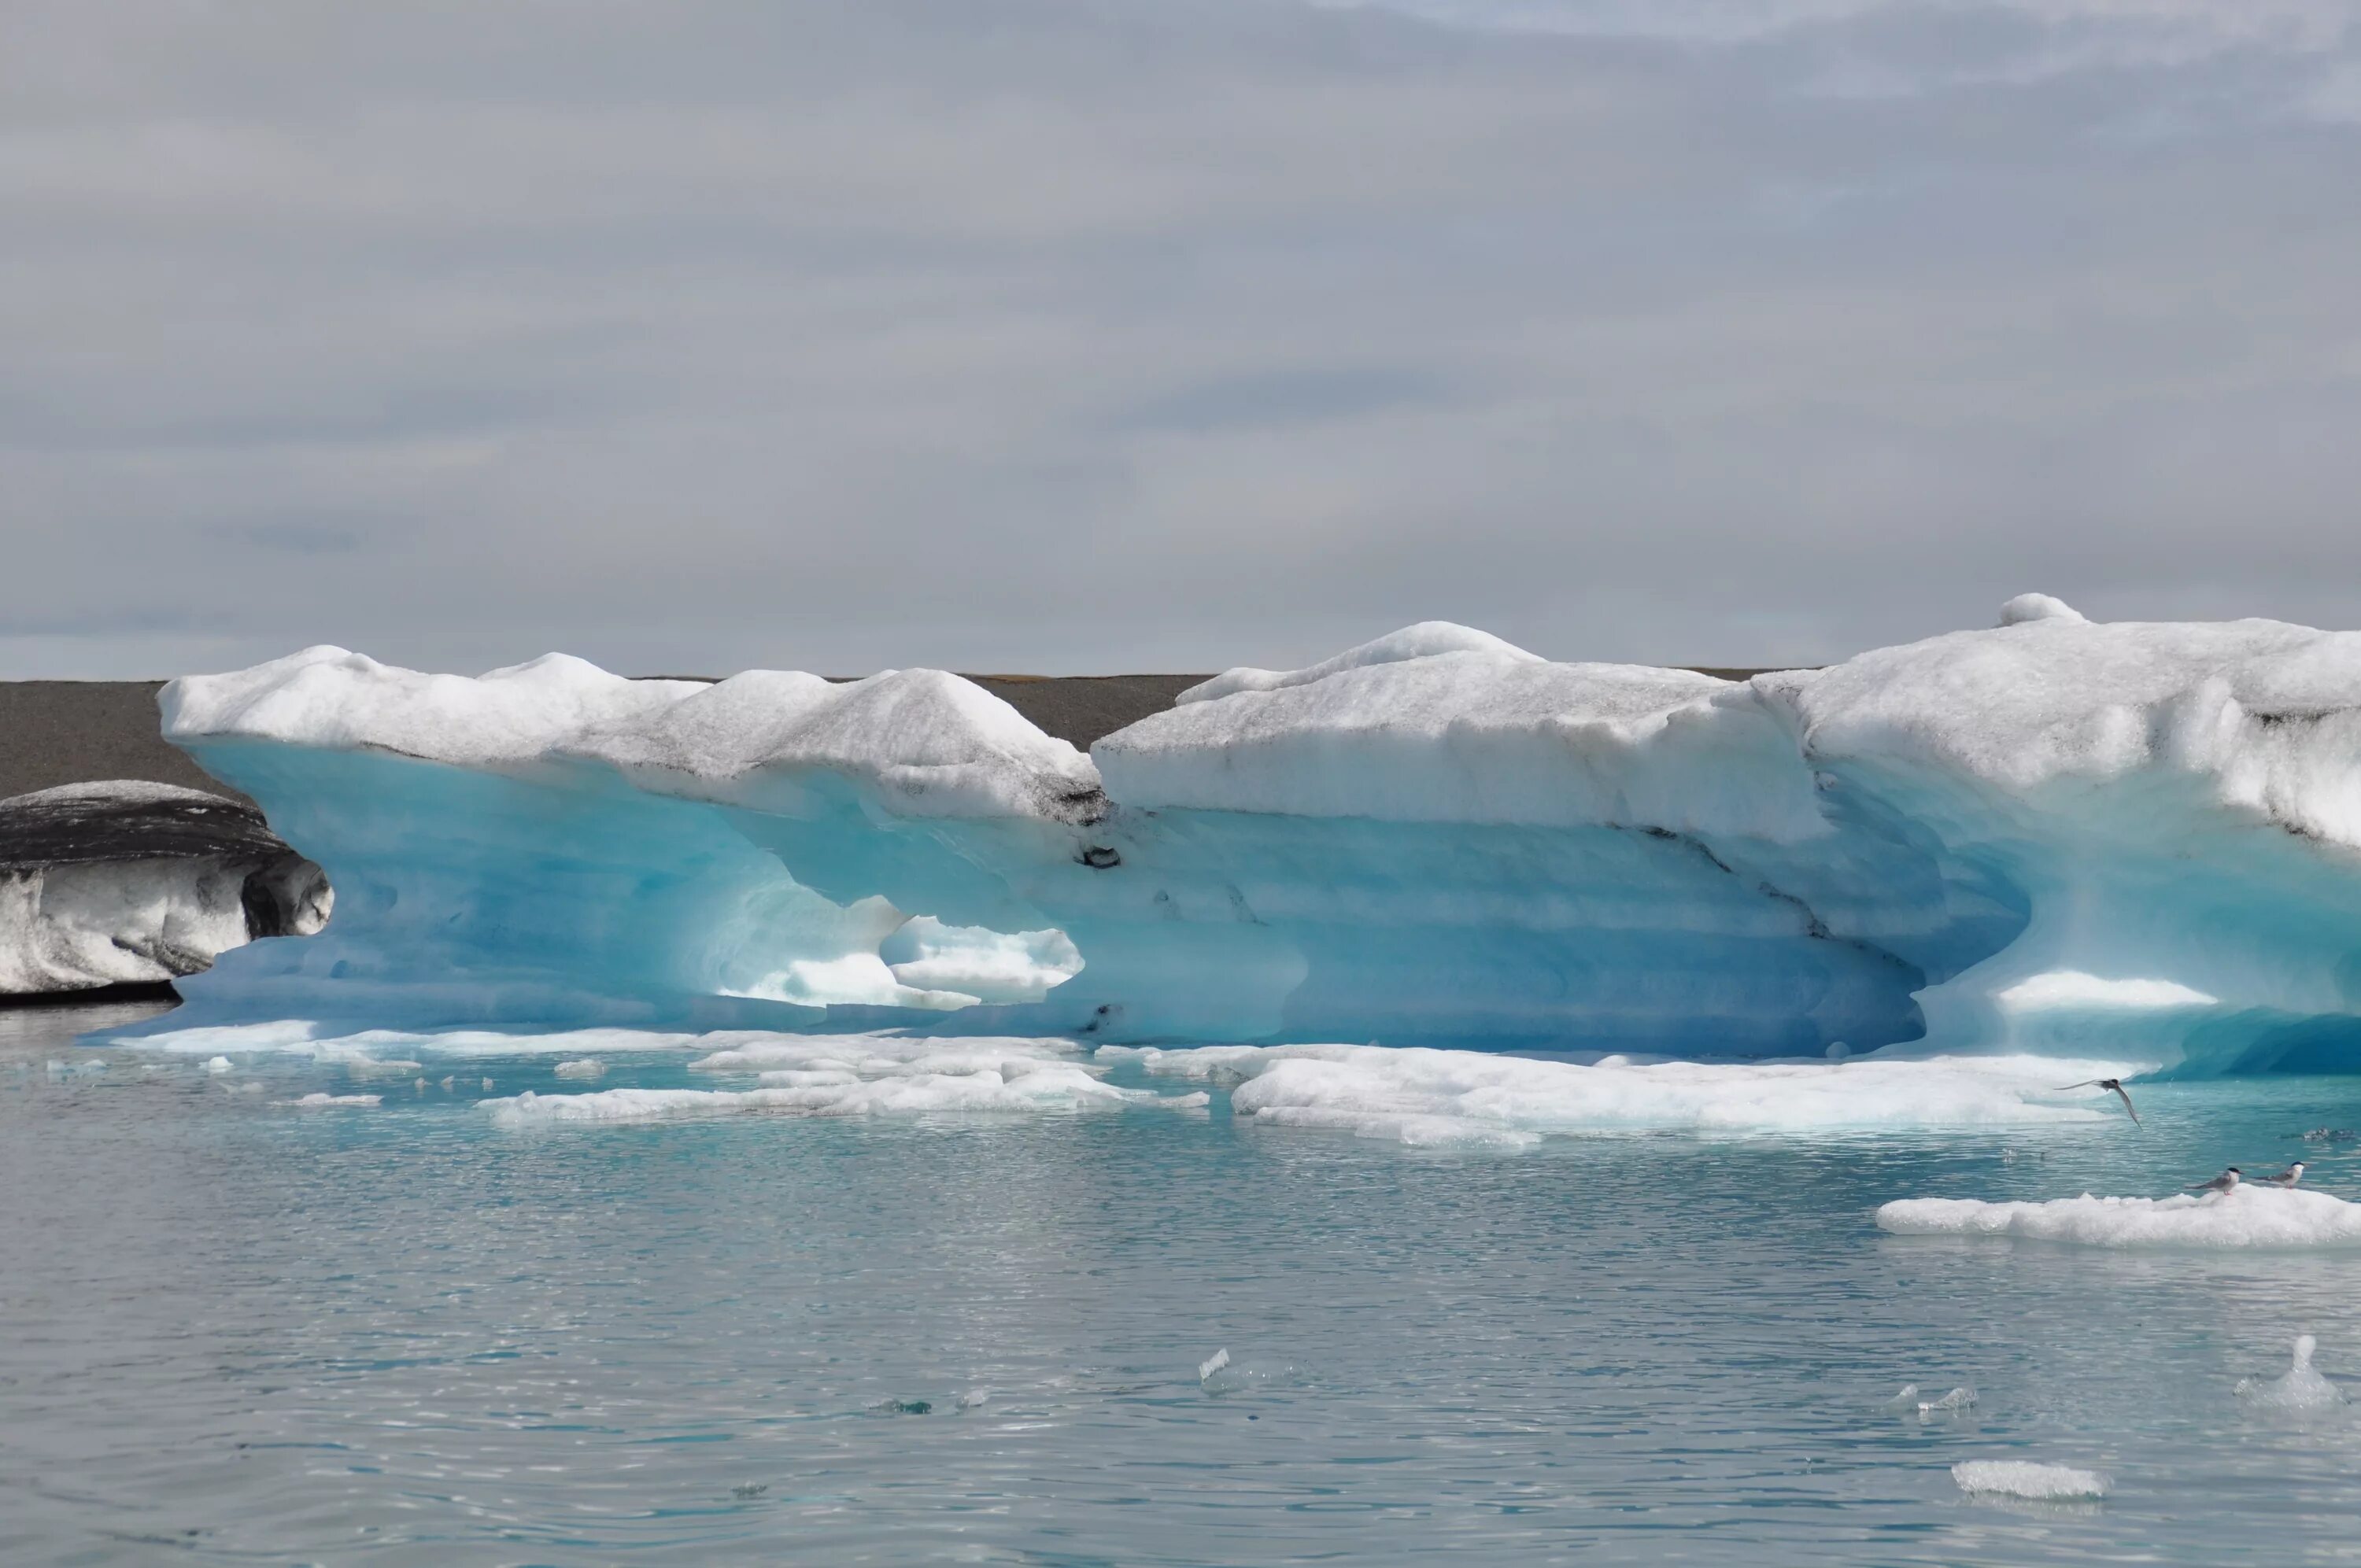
[162, 646, 1102, 821]
[161, 646, 693, 766]
[1178, 622, 1544, 704]
[1760, 611, 2361, 843]
[1997, 592, 2089, 627]
[1877, 1185, 2361, 1249]
[1099, 622, 1822, 838]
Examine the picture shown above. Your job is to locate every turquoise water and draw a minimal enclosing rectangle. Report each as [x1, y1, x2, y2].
[9, 1005, 2361, 1564]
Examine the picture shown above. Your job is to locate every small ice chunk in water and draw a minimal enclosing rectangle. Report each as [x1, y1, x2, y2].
[205, 1055, 234, 1074]
[1953, 1460, 2108, 1500]
[553, 1059, 606, 1079]
[1199, 1348, 1231, 1382]
[441, 1076, 455, 1090]
[1883, 1383, 1920, 1406]
[1919, 1386, 1978, 1413]
[956, 1389, 989, 1411]
[283, 1092, 381, 1108]
[2237, 1334, 2343, 1409]
[481, 1078, 494, 1090]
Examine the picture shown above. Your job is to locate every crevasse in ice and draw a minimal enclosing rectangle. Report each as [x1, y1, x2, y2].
[142, 601, 2361, 1072]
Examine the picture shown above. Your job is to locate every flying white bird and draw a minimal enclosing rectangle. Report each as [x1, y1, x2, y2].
[2262, 1162, 2306, 1188]
[2184, 1167, 2241, 1195]
[2056, 1076, 2139, 1125]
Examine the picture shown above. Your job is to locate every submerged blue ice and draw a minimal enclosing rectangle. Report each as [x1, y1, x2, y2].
[140, 601, 2361, 1074]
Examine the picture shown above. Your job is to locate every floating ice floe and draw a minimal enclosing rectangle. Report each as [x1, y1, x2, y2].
[2237, 1335, 2344, 1409]
[485, 1034, 1206, 1127]
[1917, 1386, 1978, 1414]
[1112, 1045, 2137, 1147]
[282, 1092, 380, 1108]
[1199, 1348, 1230, 1382]
[552, 1058, 605, 1079]
[117, 605, 2361, 1072]
[1877, 1185, 2361, 1249]
[1952, 1461, 2108, 1500]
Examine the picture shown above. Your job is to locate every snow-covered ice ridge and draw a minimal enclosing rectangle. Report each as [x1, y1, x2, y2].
[147, 602, 2361, 1072]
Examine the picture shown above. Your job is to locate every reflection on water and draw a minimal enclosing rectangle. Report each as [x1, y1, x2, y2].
[8, 1002, 2361, 1563]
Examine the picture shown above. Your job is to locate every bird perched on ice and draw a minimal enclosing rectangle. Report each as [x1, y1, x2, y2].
[2262, 1162, 2306, 1188]
[2056, 1076, 2139, 1125]
[2184, 1167, 2241, 1195]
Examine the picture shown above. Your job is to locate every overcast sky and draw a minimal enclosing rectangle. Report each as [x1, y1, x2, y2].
[5, 0, 2357, 678]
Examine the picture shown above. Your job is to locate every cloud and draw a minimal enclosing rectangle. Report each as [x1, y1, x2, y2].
[2, 0, 2357, 679]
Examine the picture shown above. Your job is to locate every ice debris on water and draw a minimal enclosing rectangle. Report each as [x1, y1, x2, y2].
[1199, 1348, 1230, 1382]
[2237, 1334, 2343, 1410]
[205, 1055, 233, 1074]
[1883, 1384, 1920, 1406]
[1879, 1186, 2361, 1249]
[282, 1092, 380, 1108]
[1918, 1386, 1978, 1414]
[1111, 1045, 2127, 1146]
[478, 1035, 1206, 1127]
[552, 1058, 605, 1079]
[956, 1389, 989, 1411]
[45, 1059, 104, 1077]
[1953, 1460, 2108, 1500]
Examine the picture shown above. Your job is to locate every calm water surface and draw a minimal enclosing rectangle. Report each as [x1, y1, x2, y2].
[8, 1002, 2361, 1565]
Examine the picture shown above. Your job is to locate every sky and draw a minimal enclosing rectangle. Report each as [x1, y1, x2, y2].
[4, 0, 2358, 678]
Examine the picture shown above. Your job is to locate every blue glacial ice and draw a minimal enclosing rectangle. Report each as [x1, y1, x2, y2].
[129, 599, 2361, 1076]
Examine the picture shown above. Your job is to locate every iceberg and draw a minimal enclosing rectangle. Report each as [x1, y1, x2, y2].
[2, 781, 331, 996]
[124, 601, 2361, 1073]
